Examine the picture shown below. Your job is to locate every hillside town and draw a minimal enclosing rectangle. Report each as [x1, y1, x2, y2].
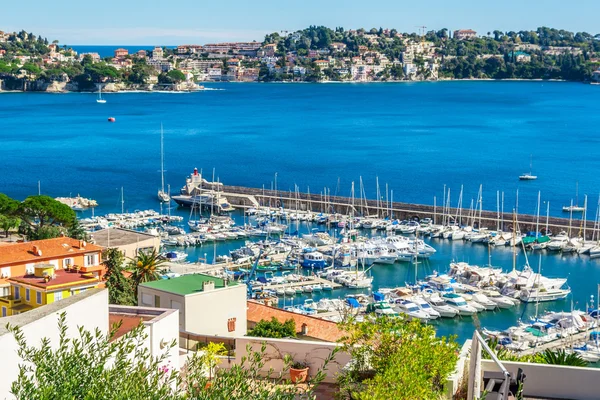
[1, 26, 600, 90]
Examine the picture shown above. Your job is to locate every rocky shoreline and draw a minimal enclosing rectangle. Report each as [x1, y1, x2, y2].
[0, 79, 204, 93]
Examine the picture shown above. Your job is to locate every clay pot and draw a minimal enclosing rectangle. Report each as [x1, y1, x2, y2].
[290, 367, 309, 384]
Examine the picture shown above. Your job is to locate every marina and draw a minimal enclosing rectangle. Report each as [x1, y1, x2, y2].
[4, 82, 600, 348]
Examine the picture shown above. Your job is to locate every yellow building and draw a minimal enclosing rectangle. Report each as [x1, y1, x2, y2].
[0, 238, 105, 317]
[0, 263, 102, 316]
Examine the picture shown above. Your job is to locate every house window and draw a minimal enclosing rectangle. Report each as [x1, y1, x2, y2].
[54, 291, 63, 302]
[227, 318, 236, 332]
[25, 288, 30, 302]
[63, 258, 73, 268]
[141, 293, 154, 306]
[154, 295, 161, 308]
[85, 254, 96, 266]
[1, 307, 6, 317]
[36, 291, 42, 304]
[0, 267, 10, 278]
[13, 286, 20, 300]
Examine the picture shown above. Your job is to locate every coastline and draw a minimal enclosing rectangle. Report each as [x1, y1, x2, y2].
[0, 78, 581, 94]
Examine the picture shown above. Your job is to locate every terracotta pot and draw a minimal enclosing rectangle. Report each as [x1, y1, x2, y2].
[204, 382, 212, 390]
[290, 367, 309, 384]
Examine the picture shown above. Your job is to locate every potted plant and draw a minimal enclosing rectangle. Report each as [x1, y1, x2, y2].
[289, 360, 309, 384]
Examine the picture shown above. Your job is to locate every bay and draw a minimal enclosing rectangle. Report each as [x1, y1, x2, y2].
[1, 81, 599, 342]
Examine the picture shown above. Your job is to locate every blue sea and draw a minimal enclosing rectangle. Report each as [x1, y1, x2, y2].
[70, 45, 176, 58]
[1, 81, 599, 341]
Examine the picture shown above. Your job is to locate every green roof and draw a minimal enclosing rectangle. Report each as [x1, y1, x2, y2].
[140, 274, 238, 296]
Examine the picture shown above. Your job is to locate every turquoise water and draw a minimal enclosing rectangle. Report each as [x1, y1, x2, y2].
[1, 81, 599, 341]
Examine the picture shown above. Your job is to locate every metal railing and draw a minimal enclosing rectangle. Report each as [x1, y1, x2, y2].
[467, 330, 511, 400]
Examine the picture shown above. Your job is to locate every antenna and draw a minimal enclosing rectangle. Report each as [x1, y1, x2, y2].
[415, 25, 427, 42]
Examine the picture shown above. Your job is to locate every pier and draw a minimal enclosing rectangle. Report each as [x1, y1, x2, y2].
[221, 185, 598, 240]
[518, 328, 596, 356]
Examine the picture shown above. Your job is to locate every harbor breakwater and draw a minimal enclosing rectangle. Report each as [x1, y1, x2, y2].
[222, 185, 595, 238]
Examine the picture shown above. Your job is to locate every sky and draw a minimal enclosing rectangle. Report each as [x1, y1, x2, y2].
[3, 0, 599, 45]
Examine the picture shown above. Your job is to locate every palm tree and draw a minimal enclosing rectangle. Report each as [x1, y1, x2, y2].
[127, 249, 166, 292]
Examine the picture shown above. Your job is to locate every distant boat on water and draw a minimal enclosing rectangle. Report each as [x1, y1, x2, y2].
[563, 182, 585, 212]
[96, 85, 106, 104]
[519, 155, 537, 180]
[158, 124, 170, 203]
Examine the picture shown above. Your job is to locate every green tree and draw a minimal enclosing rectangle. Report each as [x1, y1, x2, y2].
[247, 317, 296, 338]
[0, 193, 19, 215]
[127, 249, 166, 293]
[0, 215, 20, 237]
[167, 69, 186, 83]
[337, 316, 459, 400]
[66, 217, 89, 241]
[16, 195, 75, 240]
[104, 248, 136, 305]
[8, 312, 180, 400]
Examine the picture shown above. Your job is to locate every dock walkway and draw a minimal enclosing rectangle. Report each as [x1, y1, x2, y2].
[519, 328, 595, 356]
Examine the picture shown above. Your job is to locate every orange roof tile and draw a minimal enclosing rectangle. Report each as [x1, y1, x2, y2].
[0, 237, 103, 267]
[247, 301, 344, 343]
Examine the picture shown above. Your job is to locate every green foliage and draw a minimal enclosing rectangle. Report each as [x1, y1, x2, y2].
[104, 248, 136, 306]
[183, 342, 335, 399]
[16, 195, 75, 240]
[8, 312, 180, 400]
[0, 214, 20, 237]
[8, 313, 333, 400]
[337, 316, 459, 400]
[127, 249, 166, 294]
[485, 337, 588, 367]
[247, 317, 296, 338]
[167, 69, 186, 83]
[66, 217, 89, 241]
[0, 193, 20, 215]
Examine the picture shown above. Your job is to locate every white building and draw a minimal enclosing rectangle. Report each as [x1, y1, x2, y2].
[90, 228, 160, 259]
[0, 289, 179, 399]
[138, 274, 247, 337]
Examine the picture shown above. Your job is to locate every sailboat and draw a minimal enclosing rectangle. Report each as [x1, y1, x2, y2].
[96, 85, 106, 104]
[519, 155, 537, 180]
[157, 124, 170, 203]
[562, 182, 585, 213]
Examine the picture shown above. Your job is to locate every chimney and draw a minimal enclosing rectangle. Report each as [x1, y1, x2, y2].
[202, 281, 215, 292]
[301, 323, 309, 336]
[32, 246, 42, 256]
[79, 240, 86, 248]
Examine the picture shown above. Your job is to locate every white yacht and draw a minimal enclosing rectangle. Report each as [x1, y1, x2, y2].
[425, 295, 458, 318]
[410, 296, 441, 319]
[442, 293, 477, 315]
[393, 299, 431, 321]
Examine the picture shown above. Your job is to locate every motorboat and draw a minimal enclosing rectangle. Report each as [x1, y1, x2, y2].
[471, 293, 498, 310]
[301, 252, 327, 269]
[424, 295, 458, 318]
[519, 287, 571, 303]
[483, 290, 517, 308]
[410, 296, 441, 319]
[393, 299, 431, 321]
[442, 293, 477, 315]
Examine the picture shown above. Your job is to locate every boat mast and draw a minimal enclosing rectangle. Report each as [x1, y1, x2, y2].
[581, 195, 588, 239]
[160, 123, 165, 194]
[478, 184, 483, 229]
[121, 187, 124, 214]
[568, 199, 573, 237]
[512, 209, 517, 272]
[496, 190, 500, 231]
[545, 201, 550, 234]
[433, 196, 437, 225]
[536, 191, 541, 238]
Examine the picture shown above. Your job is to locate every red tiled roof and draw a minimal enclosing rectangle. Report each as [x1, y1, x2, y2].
[0, 237, 103, 267]
[247, 301, 344, 343]
[109, 313, 152, 341]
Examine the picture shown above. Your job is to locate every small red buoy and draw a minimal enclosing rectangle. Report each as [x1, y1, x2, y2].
[108, 117, 116, 122]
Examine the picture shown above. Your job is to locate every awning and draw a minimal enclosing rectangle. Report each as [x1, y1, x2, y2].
[346, 298, 360, 308]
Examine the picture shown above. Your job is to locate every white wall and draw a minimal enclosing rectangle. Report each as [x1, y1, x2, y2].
[0, 289, 109, 400]
[144, 307, 180, 372]
[185, 285, 247, 337]
[139, 284, 247, 337]
[233, 337, 350, 384]
[482, 359, 600, 400]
